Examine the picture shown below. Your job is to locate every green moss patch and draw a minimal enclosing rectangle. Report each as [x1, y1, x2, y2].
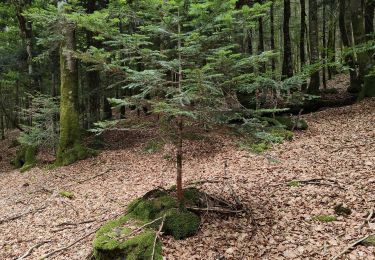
[93, 188, 203, 259]
[55, 143, 96, 166]
[93, 215, 162, 260]
[158, 208, 200, 240]
[362, 235, 375, 246]
[275, 116, 308, 130]
[59, 191, 74, 199]
[288, 180, 301, 187]
[12, 145, 37, 172]
[314, 215, 337, 222]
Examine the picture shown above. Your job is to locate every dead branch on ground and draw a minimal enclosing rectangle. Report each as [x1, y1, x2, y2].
[330, 233, 375, 260]
[0, 205, 47, 225]
[15, 240, 51, 260]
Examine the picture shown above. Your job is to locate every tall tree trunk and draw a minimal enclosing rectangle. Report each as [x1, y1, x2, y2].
[86, 0, 102, 127]
[322, 0, 327, 89]
[0, 112, 4, 140]
[351, 0, 370, 87]
[365, 1, 375, 36]
[339, 0, 360, 92]
[258, 0, 265, 73]
[270, 1, 276, 72]
[327, 0, 337, 80]
[300, 0, 307, 89]
[307, 0, 320, 93]
[56, 16, 88, 166]
[282, 0, 293, 79]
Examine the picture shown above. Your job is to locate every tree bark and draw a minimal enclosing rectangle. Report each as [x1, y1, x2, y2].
[300, 0, 307, 89]
[322, 0, 327, 89]
[307, 0, 320, 94]
[270, 1, 276, 72]
[282, 0, 293, 79]
[351, 0, 370, 87]
[339, 0, 360, 92]
[56, 15, 88, 166]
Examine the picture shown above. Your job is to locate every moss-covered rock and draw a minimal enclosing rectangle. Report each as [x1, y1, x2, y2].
[127, 191, 179, 221]
[93, 215, 162, 260]
[158, 208, 200, 240]
[12, 145, 37, 172]
[275, 116, 308, 130]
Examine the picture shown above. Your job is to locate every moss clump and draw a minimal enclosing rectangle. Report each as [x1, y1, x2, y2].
[314, 215, 337, 222]
[158, 208, 200, 240]
[12, 145, 36, 172]
[93, 215, 162, 260]
[251, 142, 272, 154]
[59, 191, 74, 199]
[362, 235, 375, 246]
[183, 188, 204, 207]
[269, 128, 294, 142]
[288, 180, 301, 187]
[275, 117, 308, 130]
[127, 192, 179, 221]
[334, 204, 352, 216]
[55, 143, 96, 166]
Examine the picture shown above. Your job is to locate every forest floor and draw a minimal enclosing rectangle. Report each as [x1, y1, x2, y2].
[1, 87, 375, 259]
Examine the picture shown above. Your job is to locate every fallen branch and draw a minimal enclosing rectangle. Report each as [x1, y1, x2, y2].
[151, 214, 165, 260]
[0, 205, 47, 225]
[359, 208, 374, 229]
[39, 228, 98, 259]
[15, 240, 51, 260]
[187, 206, 245, 214]
[330, 234, 375, 260]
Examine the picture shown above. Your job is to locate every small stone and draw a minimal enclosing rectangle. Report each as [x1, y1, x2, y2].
[225, 247, 234, 254]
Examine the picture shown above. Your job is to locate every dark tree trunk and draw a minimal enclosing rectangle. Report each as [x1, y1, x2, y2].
[322, 0, 327, 89]
[351, 0, 369, 86]
[300, 0, 307, 90]
[327, 0, 337, 80]
[86, 0, 101, 127]
[282, 0, 293, 79]
[270, 1, 276, 72]
[258, 15, 265, 72]
[365, 1, 375, 36]
[339, 0, 360, 92]
[307, 0, 320, 94]
[176, 118, 183, 202]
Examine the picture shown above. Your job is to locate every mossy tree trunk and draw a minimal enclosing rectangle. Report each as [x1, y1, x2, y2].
[56, 18, 89, 166]
[307, 0, 320, 94]
[176, 118, 183, 202]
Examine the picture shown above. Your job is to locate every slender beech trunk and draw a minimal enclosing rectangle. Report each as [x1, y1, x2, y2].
[270, 1, 276, 72]
[327, 0, 336, 79]
[0, 112, 4, 140]
[307, 0, 320, 94]
[86, 0, 102, 126]
[339, 0, 359, 92]
[176, 10, 184, 202]
[322, 1, 327, 89]
[300, 0, 307, 89]
[282, 0, 293, 79]
[258, 0, 265, 73]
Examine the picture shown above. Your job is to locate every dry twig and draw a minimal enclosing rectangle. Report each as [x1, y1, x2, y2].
[330, 234, 375, 260]
[0, 205, 47, 225]
[151, 214, 165, 260]
[15, 240, 51, 260]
